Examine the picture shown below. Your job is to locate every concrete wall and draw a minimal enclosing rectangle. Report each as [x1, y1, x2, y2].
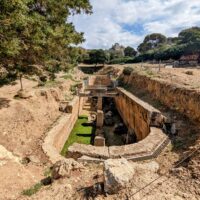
[121, 73, 200, 122]
[115, 87, 164, 141]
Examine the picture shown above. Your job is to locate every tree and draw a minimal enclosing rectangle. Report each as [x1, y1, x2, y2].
[109, 43, 125, 59]
[137, 33, 167, 53]
[124, 46, 137, 57]
[178, 27, 200, 44]
[88, 49, 108, 66]
[0, 0, 92, 89]
[178, 27, 200, 54]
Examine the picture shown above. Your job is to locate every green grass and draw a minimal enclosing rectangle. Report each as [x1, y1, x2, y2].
[61, 115, 94, 156]
[22, 183, 43, 196]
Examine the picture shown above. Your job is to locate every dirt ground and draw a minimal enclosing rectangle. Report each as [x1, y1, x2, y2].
[111, 63, 200, 91]
[0, 69, 83, 200]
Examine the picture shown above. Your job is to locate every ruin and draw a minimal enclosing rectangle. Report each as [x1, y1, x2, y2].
[42, 74, 169, 163]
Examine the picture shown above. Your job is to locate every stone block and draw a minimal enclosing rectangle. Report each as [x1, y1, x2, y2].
[94, 136, 105, 146]
[96, 110, 104, 128]
[97, 97, 103, 110]
[104, 158, 135, 194]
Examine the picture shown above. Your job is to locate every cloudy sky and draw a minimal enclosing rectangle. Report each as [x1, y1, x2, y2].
[70, 0, 200, 49]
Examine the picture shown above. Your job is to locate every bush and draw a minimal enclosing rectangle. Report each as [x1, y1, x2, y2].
[123, 67, 133, 76]
[109, 57, 133, 64]
[22, 183, 43, 196]
[39, 75, 47, 82]
[49, 73, 56, 81]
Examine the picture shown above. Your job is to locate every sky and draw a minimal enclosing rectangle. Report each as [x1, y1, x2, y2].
[70, 0, 200, 49]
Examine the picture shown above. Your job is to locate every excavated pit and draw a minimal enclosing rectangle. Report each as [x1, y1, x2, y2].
[58, 76, 169, 162]
[42, 75, 170, 163]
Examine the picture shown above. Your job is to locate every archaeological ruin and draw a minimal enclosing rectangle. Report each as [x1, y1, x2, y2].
[43, 73, 171, 164]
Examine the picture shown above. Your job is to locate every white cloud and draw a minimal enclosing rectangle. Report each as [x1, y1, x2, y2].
[70, 0, 200, 49]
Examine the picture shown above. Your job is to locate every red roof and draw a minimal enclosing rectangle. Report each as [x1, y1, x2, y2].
[180, 54, 200, 61]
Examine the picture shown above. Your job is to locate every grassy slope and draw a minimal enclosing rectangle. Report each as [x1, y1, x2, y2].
[61, 116, 93, 156]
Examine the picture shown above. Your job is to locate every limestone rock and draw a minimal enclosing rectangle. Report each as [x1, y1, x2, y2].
[68, 143, 109, 159]
[52, 159, 84, 180]
[104, 158, 135, 194]
[16, 90, 32, 99]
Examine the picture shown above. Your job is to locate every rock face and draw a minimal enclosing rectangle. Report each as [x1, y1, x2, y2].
[104, 158, 135, 194]
[52, 159, 84, 180]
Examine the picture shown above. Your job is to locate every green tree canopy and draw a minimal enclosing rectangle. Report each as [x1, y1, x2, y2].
[0, 0, 92, 73]
[88, 49, 108, 66]
[137, 33, 167, 53]
[124, 46, 137, 57]
[178, 27, 200, 44]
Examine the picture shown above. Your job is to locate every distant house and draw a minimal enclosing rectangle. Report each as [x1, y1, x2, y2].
[179, 54, 200, 66]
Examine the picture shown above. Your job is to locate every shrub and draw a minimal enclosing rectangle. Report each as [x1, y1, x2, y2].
[39, 75, 47, 82]
[49, 73, 56, 81]
[109, 57, 133, 64]
[123, 67, 133, 76]
[22, 183, 42, 196]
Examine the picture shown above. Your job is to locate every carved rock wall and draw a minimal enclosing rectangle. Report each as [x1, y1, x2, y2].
[121, 73, 200, 122]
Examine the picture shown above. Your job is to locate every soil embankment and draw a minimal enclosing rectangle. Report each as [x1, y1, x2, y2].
[0, 76, 76, 199]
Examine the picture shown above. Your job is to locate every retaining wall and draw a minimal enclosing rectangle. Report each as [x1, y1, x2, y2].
[42, 96, 85, 163]
[68, 127, 169, 162]
[88, 75, 112, 86]
[115, 87, 164, 140]
[121, 73, 200, 122]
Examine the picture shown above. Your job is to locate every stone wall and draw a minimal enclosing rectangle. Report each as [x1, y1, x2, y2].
[115, 87, 164, 141]
[43, 96, 85, 163]
[53, 97, 82, 151]
[88, 75, 112, 86]
[67, 127, 169, 162]
[121, 73, 200, 122]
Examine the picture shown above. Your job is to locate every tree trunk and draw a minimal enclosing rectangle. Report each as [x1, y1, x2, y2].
[20, 75, 23, 91]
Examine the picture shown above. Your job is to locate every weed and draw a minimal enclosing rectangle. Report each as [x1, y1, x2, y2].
[22, 183, 42, 196]
[44, 168, 52, 177]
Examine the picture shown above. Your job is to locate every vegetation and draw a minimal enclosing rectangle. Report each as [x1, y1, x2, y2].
[123, 67, 134, 76]
[84, 49, 109, 66]
[81, 27, 200, 65]
[61, 116, 94, 156]
[22, 183, 43, 196]
[124, 46, 137, 57]
[137, 33, 167, 53]
[0, 0, 92, 87]
[70, 83, 81, 95]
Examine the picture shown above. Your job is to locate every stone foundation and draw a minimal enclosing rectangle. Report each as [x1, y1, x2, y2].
[94, 136, 105, 146]
[115, 87, 165, 141]
[68, 127, 169, 161]
[42, 96, 85, 163]
[96, 110, 104, 128]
